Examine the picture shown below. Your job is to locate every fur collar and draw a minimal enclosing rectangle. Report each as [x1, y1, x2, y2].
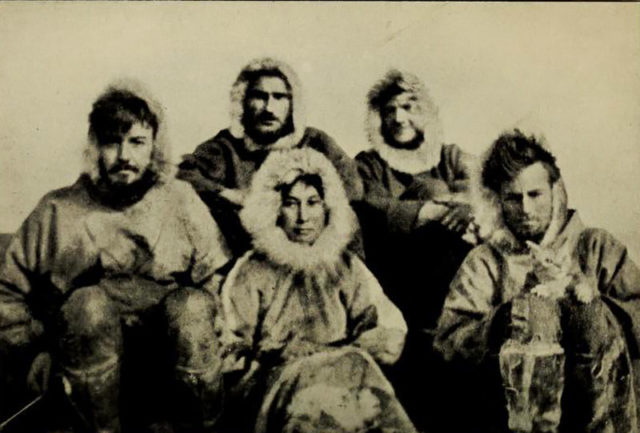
[229, 58, 307, 153]
[240, 148, 357, 272]
[365, 85, 444, 175]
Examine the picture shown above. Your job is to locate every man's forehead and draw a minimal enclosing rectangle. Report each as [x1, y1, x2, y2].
[250, 75, 291, 94]
[385, 91, 419, 107]
[502, 163, 551, 192]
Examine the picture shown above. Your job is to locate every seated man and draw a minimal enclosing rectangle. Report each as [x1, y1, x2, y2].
[355, 70, 477, 431]
[0, 84, 231, 433]
[435, 129, 640, 433]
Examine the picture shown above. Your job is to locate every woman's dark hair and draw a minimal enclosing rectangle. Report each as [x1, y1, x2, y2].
[482, 129, 561, 193]
[89, 89, 159, 145]
[279, 173, 325, 199]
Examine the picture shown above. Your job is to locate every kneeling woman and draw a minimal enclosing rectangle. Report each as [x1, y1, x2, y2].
[220, 148, 416, 433]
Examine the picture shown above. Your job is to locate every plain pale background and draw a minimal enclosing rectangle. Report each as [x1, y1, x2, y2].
[1, 2, 639, 261]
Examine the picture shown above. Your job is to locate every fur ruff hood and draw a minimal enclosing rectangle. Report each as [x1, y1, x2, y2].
[229, 57, 307, 153]
[240, 148, 357, 272]
[83, 78, 174, 185]
[365, 70, 444, 175]
[471, 140, 569, 254]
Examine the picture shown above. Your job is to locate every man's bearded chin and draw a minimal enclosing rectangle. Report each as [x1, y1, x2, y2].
[242, 113, 294, 146]
[509, 219, 551, 244]
[382, 126, 425, 150]
[96, 160, 158, 207]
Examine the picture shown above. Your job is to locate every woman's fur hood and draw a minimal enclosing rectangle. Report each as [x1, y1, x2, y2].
[240, 148, 357, 272]
[365, 69, 444, 175]
[470, 136, 569, 254]
[83, 78, 174, 185]
[229, 57, 307, 153]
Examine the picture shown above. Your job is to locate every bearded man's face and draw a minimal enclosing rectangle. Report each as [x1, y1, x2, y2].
[242, 75, 293, 145]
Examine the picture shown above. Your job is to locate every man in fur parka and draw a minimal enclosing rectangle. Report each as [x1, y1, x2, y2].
[178, 58, 363, 257]
[0, 83, 231, 433]
[354, 70, 478, 431]
[218, 148, 416, 433]
[435, 130, 640, 433]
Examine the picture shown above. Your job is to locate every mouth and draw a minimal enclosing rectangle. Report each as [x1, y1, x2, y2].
[109, 166, 139, 175]
[294, 227, 314, 234]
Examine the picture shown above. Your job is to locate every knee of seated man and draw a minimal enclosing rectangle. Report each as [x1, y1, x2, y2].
[562, 299, 617, 355]
[57, 285, 122, 367]
[160, 289, 221, 366]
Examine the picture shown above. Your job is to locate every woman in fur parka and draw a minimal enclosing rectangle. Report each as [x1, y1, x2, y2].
[218, 148, 416, 433]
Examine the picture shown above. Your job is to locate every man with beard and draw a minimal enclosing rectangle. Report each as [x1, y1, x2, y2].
[354, 70, 477, 431]
[178, 58, 363, 257]
[0, 84, 230, 433]
[435, 130, 640, 433]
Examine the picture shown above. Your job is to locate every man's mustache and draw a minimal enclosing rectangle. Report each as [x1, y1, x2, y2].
[108, 163, 139, 174]
[257, 112, 280, 122]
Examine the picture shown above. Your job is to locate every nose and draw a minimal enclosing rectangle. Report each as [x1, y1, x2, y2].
[394, 108, 410, 125]
[264, 96, 277, 113]
[522, 197, 535, 216]
[117, 142, 132, 161]
[297, 203, 309, 223]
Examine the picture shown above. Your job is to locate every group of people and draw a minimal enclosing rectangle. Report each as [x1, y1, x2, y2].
[0, 57, 638, 433]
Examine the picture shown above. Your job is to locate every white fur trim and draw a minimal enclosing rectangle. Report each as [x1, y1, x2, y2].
[229, 58, 307, 152]
[240, 148, 357, 272]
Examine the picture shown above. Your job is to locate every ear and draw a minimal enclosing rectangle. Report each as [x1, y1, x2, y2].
[539, 178, 568, 247]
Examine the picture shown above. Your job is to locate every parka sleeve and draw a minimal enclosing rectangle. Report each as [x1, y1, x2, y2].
[355, 152, 424, 235]
[434, 245, 503, 364]
[177, 138, 229, 197]
[220, 254, 263, 365]
[0, 199, 56, 349]
[345, 257, 407, 365]
[579, 229, 640, 357]
[179, 183, 232, 294]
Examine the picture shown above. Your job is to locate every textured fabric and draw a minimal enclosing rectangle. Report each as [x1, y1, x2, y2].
[0, 174, 230, 353]
[222, 252, 407, 367]
[435, 211, 640, 432]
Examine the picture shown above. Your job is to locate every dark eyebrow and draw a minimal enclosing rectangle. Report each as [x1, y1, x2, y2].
[272, 92, 291, 99]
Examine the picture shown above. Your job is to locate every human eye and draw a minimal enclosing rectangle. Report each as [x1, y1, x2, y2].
[249, 90, 268, 101]
[130, 137, 148, 146]
[282, 198, 297, 207]
[308, 197, 322, 206]
[528, 190, 542, 199]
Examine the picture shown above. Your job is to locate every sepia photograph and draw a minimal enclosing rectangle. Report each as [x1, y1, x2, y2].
[0, 2, 639, 432]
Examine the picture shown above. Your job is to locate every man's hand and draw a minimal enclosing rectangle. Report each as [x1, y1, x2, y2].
[26, 352, 52, 395]
[439, 202, 473, 234]
[218, 187, 246, 208]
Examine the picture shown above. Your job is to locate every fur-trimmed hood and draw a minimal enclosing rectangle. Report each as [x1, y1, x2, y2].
[365, 70, 444, 175]
[240, 148, 357, 272]
[229, 57, 307, 153]
[83, 78, 174, 185]
[471, 140, 569, 254]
